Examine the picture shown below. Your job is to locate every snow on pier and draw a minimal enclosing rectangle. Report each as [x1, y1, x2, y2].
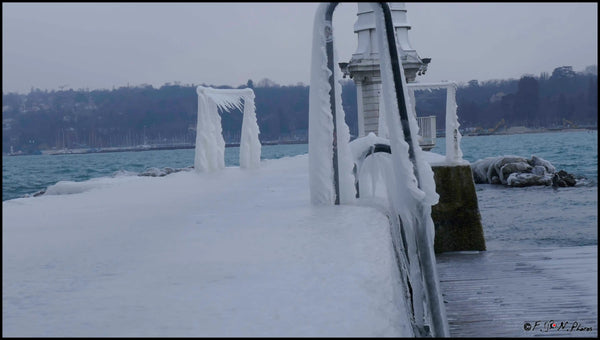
[2, 155, 413, 337]
[4, 152, 597, 337]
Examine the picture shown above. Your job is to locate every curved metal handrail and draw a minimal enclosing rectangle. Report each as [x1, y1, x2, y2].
[320, 3, 449, 337]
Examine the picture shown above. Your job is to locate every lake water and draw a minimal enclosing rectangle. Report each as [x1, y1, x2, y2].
[3, 131, 597, 250]
[2, 144, 309, 202]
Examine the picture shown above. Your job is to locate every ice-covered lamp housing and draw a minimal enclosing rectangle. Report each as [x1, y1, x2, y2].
[346, 3, 432, 137]
[349, 3, 428, 83]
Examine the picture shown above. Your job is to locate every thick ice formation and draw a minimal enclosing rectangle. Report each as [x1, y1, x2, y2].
[195, 86, 260, 172]
[444, 83, 463, 163]
[372, 5, 448, 336]
[373, 14, 438, 209]
[349, 134, 447, 198]
[348, 133, 391, 198]
[348, 133, 390, 164]
[239, 92, 261, 169]
[195, 87, 225, 172]
[308, 4, 448, 336]
[308, 4, 355, 205]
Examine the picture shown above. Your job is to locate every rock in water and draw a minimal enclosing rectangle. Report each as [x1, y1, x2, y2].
[471, 155, 578, 187]
[552, 170, 577, 187]
[500, 162, 532, 183]
[531, 165, 547, 176]
[506, 172, 552, 187]
[529, 155, 556, 173]
[138, 166, 192, 177]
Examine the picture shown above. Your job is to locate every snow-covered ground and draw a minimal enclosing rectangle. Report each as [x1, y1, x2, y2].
[2, 154, 414, 337]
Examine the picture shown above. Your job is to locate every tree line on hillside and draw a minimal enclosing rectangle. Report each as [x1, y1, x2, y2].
[2, 66, 597, 154]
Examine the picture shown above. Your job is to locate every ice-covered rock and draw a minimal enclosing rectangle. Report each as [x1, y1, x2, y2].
[500, 162, 532, 183]
[506, 172, 552, 187]
[529, 155, 556, 174]
[471, 155, 530, 185]
[531, 165, 547, 176]
[471, 155, 578, 187]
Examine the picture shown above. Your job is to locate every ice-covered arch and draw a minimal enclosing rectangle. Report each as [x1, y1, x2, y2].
[407, 82, 466, 164]
[194, 86, 260, 172]
[309, 3, 449, 337]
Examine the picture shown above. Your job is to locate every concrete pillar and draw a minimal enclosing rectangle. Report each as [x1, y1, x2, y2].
[431, 165, 486, 253]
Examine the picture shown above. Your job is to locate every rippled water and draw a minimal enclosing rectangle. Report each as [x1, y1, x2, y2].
[430, 130, 597, 250]
[475, 184, 597, 250]
[2, 144, 308, 201]
[3, 131, 597, 250]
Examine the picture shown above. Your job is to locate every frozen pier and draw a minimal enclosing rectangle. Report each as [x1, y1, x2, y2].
[437, 246, 597, 337]
[2, 155, 415, 337]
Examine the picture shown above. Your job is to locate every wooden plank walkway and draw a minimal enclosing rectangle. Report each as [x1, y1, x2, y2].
[436, 246, 597, 337]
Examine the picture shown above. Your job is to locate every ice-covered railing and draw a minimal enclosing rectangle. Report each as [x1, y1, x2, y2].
[416, 116, 436, 149]
[309, 3, 449, 337]
[407, 82, 466, 164]
[308, 3, 355, 205]
[195, 86, 260, 172]
[378, 89, 437, 151]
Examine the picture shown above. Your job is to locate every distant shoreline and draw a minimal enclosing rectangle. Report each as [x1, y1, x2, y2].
[5, 140, 309, 156]
[460, 126, 597, 137]
[4, 127, 597, 157]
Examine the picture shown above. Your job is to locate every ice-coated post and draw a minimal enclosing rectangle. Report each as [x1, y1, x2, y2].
[309, 2, 354, 206]
[195, 87, 226, 172]
[445, 83, 462, 163]
[240, 92, 261, 169]
[325, 2, 340, 204]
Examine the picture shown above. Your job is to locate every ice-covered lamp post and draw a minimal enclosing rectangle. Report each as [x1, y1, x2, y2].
[342, 4, 484, 256]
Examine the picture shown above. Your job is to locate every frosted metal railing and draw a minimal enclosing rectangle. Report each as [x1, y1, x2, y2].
[325, 3, 341, 205]
[313, 2, 449, 337]
[416, 116, 436, 149]
[407, 82, 463, 164]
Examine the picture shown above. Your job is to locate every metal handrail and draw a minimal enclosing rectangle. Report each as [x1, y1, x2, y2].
[320, 2, 449, 336]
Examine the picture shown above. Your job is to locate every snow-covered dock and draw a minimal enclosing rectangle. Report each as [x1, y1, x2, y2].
[2, 155, 414, 337]
[437, 246, 598, 337]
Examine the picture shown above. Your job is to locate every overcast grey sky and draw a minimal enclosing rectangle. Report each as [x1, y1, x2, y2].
[2, 2, 597, 94]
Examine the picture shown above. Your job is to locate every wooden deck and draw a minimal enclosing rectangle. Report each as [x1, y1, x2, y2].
[436, 246, 597, 337]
